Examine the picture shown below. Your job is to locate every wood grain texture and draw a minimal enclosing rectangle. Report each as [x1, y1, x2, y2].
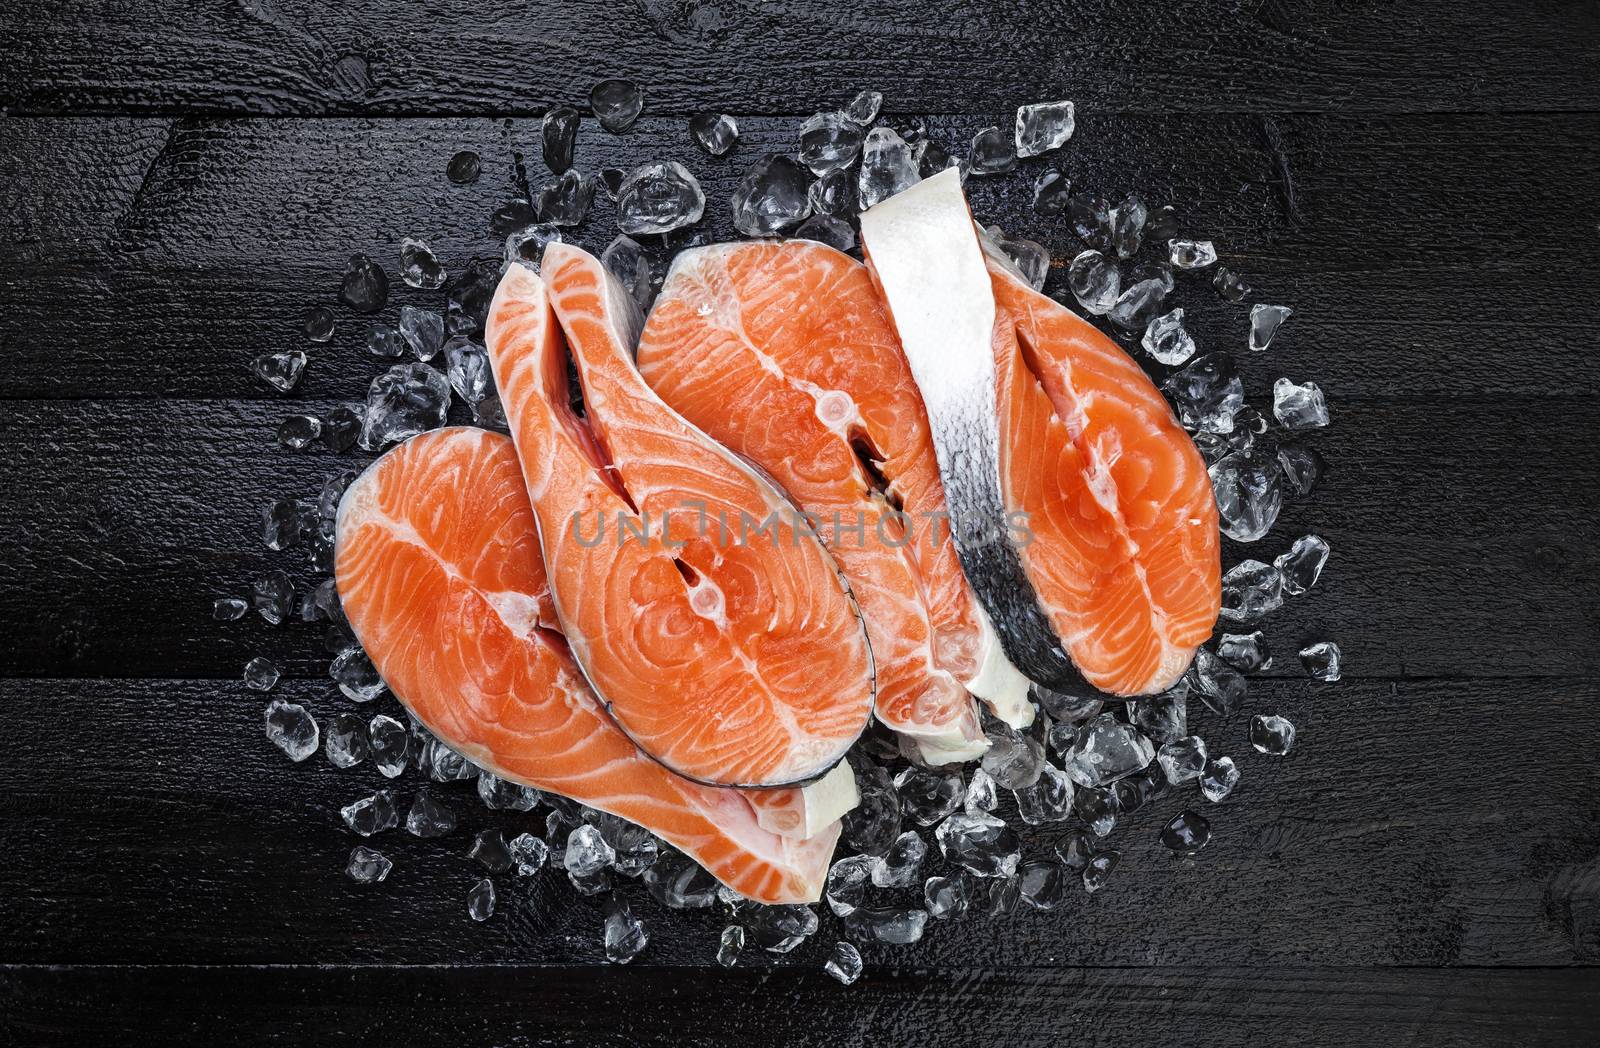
[3, 1, 1599, 117]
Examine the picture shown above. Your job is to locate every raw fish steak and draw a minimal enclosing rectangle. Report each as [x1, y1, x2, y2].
[485, 245, 876, 786]
[335, 427, 845, 904]
[860, 169, 1220, 695]
[636, 239, 1033, 765]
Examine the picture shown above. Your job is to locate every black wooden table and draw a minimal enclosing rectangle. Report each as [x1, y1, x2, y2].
[4, 3, 1599, 1045]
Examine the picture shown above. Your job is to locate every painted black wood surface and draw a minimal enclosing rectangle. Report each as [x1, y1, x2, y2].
[3, 2, 1600, 1044]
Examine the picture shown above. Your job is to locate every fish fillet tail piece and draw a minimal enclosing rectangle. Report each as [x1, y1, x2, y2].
[335, 428, 839, 904]
[861, 170, 1221, 696]
[486, 249, 875, 786]
[636, 240, 1034, 763]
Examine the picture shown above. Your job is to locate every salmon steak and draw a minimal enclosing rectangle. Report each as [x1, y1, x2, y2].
[635, 240, 1033, 765]
[335, 427, 846, 904]
[860, 169, 1221, 695]
[484, 243, 876, 787]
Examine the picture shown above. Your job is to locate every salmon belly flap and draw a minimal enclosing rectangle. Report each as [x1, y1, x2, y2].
[485, 245, 876, 788]
[334, 428, 842, 905]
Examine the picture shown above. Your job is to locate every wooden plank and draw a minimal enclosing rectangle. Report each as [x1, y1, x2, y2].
[4, 1, 1599, 116]
[4, 113, 1597, 402]
[1, 395, 1591, 681]
[2, 676, 1598, 967]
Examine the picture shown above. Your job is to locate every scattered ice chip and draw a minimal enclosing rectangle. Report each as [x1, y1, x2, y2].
[251, 351, 306, 393]
[366, 323, 405, 360]
[689, 112, 739, 156]
[264, 699, 318, 761]
[398, 305, 445, 361]
[477, 772, 541, 812]
[643, 855, 718, 909]
[964, 766, 1000, 813]
[467, 878, 496, 922]
[369, 714, 410, 777]
[1220, 559, 1285, 622]
[980, 722, 1045, 789]
[843, 906, 927, 945]
[1130, 685, 1188, 745]
[1161, 810, 1211, 855]
[1156, 736, 1208, 785]
[843, 763, 901, 855]
[277, 414, 322, 450]
[595, 167, 624, 201]
[716, 924, 745, 967]
[565, 824, 617, 878]
[1061, 713, 1155, 788]
[323, 405, 362, 452]
[1273, 378, 1330, 430]
[303, 306, 335, 343]
[846, 89, 883, 124]
[346, 845, 392, 884]
[1218, 630, 1272, 672]
[793, 213, 855, 252]
[1082, 849, 1119, 892]
[490, 198, 539, 239]
[330, 647, 384, 702]
[1277, 534, 1331, 595]
[591, 79, 644, 133]
[1191, 647, 1248, 717]
[213, 597, 248, 621]
[1032, 169, 1071, 216]
[917, 139, 959, 178]
[857, 127, 921, 209]
[974, 872, 1022, 917]
[1013, 762, 1075, 825]
[1067, 193, 1112, 250]
[1144, 204, 1180, 241]
[1211, 447, 1284, 542]
[1015, 100, 1075, 157]
[341, 789, 399, 836]
[508, 832, 550, 876]
[870, 831, 927, 889]
[1300, 640, 1342, 681]
[730, 154, 813, 236]
[253, 571, 294, 624]
[893, 766, 963, 826]
[1110, 192, 1147, 259]
[807, 168, 855, 216]
[1168, 238, 1218, 269]
[825, 854, 871, 916]
[1108, 277, 1169, 331]
[588, 812, 659, 877]
[1213, 266, 1251, 301]
[825, 941, 863, 984]
[324, 712, 368, 768]
[799, 111, 864, 175]
[967, 125, 1017, 176]
[1251, 714, 1297, 756]
[1201, 756, 1241, 802]
[924, 874, 969, 919]
[504, 222, 562, 267]
[405, 788, 457, 838]
[541, 106, 580, 173]
[260, 499, 302, 551]
[445, 338, 493, 406]
[243, 656, 280, 691]
[1142, 307, 1197, 365]
[446, 150, 481, 185]
[359, 363, 452, 449]
[600, 234, 653, 310]
[339, 254, 389, 313]
[1067, 250, 1120, 315]
[538, 169, 595, 226]
[742, 903, 819, 954]
[616, 161, 705, 235]
[399, 237, 446, 290]
[986, 227, 1049, 291]
[1277, 442, 1327, 496]
[1250, 304, 1293, 351]
[934, 811, 1021, 878]
[1018, 858, 1070, 911]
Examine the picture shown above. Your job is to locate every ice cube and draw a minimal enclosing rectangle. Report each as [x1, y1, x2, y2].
[731, 154, 813, 236]
[490, 198, 539, 239]
[1057, 829, 1094, 871]
[1067, 193, 1113, 251]
[1168, 239, 1218, 269]
[363, 323, 403, 360]
[963, 766, 999, 812]
[243, 656, 280, 691]
[445, 338, 493, 406]
[1110, 193, 1147, 259]
[1156, 736, 1208, 785]
[716, 924, 745, 967]
[330, 647, 384, 701]
[303, 306, 335, 343]
[967, 125, 1017, 176]
[1061, 713, 1155, 788]
[870, 831, 926, 889]
[251, 351, 306, 393]
[893, 766, 963, 826]
[1142, 204, 1179, 240]
[1191, 647, 1248, 717]
[846, 89, 883, 124]
[541, 106, 580, 173]
[924, 874, 969, 919]
[476, 772, 541, 811]
[405, 788, 456, 838]
[1277, 441, 1328, 496]
[1300, 640, 1342, 681]
[842, 906, 927, 945]
[987, 227, 1049, 291]
[599, 234, 653, 311]
[1220, 559, 1285, 622]
[260, 499, 302, 552]
[1250, 304, 1294, 352]
[1213, 266, 1250, 301]
[369, 714, 410, 778]
[340, 789, 398, 836]
[742, 903, 819, 954]
[1032, 170, 1071, 216]
[1273, 377, 1330, 430]
[587, 811, 658, 877]
[276, 414, 322, 450]
[824, 853, 871, 916]
[540, 169, 596, 226]
[798, 111, 864, 176]
[590, 79, 644, 133]
[980, 722, 1045, 788]
[1067, 249, 1120, 315]
[1108, 277, 1169, 331]
[1014, 100, 1075, 157]
[916, 139, 959, 178]
[359, 363, 452, 448]
[1013, 762, 1075, 825]
[1217, 630, 1272, 672]
[934, 811, 1020, 877]
[324, 712, 368, 768]
[793, 213, 855, 253]
[213, 597, 248, 621]
[1161, 810, 1211, 855]
[1074, 783, 1117, 837]
[595, 167, 624, 201]
[323, 405, 362, 452]
[399, 237, 446, 290]
[1277, 534, 1331, 595]
[1200, 756, 1240, 802]
[824, 941, 863, 984]
[339, 254, 389, 313]
[253, 571, 294, 624]
[857, 127, 920, 209]
[345, 845, 392, 884]
[264, 699, 318, 761]
[1250, 714, 1296, 755]
[843, 763, 901, 855]
[1211, 447, 1284, 542]
[504, 223, 562, 267]
[565, 824, 617, 880]
[446, 150, 481, 185]
[395, 306, 444, 364]
[467, 829, 513, 873]
[1082, 849, 1120, 892]
[688, 112, 738, 156]
[616, 161, 705, 235]
[974, 872, 1022, 917]
[508, 832, 549, 876]
[643, 855, 718, 909]
[1130, 685, 1188, 745]
[466, 878, 495, 922]
[1018, 858, 1069, 911]
[807, 168, 855, 216]
[1142, 307, 1197, 365]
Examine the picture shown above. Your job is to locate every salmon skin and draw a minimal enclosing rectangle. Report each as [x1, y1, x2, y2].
[860, 170, 1221, 696]
[485, 244, 876, 787]
[636, 240, 1034, 765]
[335, 427, 843, 904]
